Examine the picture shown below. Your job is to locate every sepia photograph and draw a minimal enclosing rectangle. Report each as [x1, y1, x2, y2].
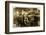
[5, 1, 45, 34]
[13, 8, 40, 27]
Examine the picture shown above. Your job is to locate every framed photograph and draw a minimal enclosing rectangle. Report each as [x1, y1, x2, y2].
[5, 1, 45, 34]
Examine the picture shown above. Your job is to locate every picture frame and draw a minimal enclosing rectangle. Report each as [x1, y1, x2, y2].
[5, 1, 45, 34]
